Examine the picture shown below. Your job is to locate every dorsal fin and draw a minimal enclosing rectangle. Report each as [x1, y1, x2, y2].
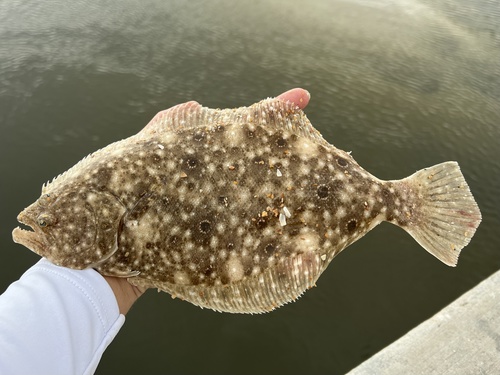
[42, 97, 328, 194]
[137, 98, 330, 147]
[140, 101, 203, 135]
[41, 140, 130, 195]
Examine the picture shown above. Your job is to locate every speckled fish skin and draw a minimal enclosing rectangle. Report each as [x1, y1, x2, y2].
[12, 96, 481, 313]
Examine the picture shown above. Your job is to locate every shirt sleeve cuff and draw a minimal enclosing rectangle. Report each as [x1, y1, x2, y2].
[0, 258, 125, 375]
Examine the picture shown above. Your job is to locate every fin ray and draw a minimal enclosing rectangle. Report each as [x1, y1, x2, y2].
[137, 97, 330, 147]
[399, 162, 481, 266]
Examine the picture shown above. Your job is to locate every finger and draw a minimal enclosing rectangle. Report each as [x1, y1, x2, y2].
[276, 88, 311, 109]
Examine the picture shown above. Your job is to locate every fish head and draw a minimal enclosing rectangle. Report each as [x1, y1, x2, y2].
[13, 189, 125, 269]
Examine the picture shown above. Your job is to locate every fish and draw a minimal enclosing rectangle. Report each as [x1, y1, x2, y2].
[12, 92, 482, 313]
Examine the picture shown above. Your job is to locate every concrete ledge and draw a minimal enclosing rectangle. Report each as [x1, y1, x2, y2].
[348, 270, 500, 375]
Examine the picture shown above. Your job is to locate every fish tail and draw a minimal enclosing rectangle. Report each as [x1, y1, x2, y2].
[391, 162, 481, 266]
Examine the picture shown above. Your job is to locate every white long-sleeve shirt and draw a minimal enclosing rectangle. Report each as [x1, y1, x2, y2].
[0, 258, 124, 375]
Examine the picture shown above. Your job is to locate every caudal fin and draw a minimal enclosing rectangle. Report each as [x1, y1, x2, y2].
[400, 162, 481, 266]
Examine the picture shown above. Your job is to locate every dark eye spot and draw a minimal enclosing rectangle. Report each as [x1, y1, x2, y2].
[253, 157, 265, 165]
[276, 137, 287, 147]
[264, 243, 275, 255]
[199, 220, 211, 234]
[317, 185, 329, 199]
[215, 125, 225, 132]
[218, 196, 228, 206]
[347, 219, 357, 232]
[38, 218, 47, 227]
[247, 130, 255, 138]
[337, 157, 348, 167]
[186, 158, 198, 169]
[202, 264, 214, 277]
[255, 217, 267, 229]
[193, 132, 205, 142]
[168, 235, 179, 245]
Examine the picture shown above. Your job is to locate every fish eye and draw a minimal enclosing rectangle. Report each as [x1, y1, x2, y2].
[37, 214, 51, 228]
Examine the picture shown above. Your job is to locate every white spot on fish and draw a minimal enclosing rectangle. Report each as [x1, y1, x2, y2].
[298, 230, 320, 252]
[226, 256, 244, 282]
[336, 207, 346, 219]
[174, 271, 190, 285]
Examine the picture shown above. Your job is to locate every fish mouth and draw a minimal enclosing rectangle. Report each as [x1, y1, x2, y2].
[12, 211, 48, 256]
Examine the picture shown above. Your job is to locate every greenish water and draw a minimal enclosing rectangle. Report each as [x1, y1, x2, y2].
[0, 0, 498, 373]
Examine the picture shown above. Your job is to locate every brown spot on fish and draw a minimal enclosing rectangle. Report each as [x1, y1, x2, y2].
[337, 157, 348, 167]
[199, 220, 212, 234]
[187, 159, 197, 169]
[193, 132, 205, 142]
[317, 185, 329, 199]
[347, 219, 357, 232]
[276, 137, 287, 148]
[255, 216, 268, 229]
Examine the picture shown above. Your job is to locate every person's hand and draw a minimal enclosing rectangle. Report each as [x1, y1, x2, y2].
[102, 88, 310, 315]
[276, 88, 310, 110]
[102, 276, 146, 315]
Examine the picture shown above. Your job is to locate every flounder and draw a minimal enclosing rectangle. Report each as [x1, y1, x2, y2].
[12, 91, 481, 313]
